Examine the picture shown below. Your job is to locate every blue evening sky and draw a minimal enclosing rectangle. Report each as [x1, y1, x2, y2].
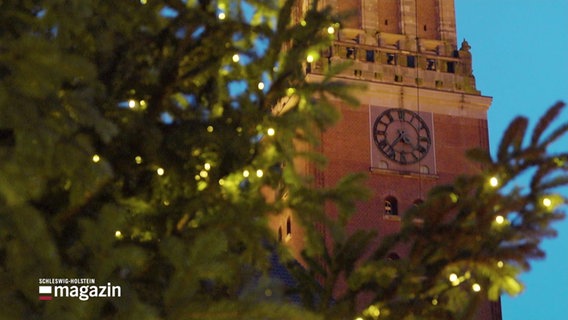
[455, 1, 568, 319]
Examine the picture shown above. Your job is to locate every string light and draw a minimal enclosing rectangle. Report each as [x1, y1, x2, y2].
[258, 82, 265, 90]
[495, 215, 505, 224]
[92, 154, 101, 163]
[542, 197, 552, 207]
[449, 273, 460, 286]
[204, 162, 211, 170]
[306, 54, 314, 63]
[243, 170, 250, 178]
[267, 128, 275, 136]
[200, 170, 208, 178]
[472, 283, 481, 292]
[489, 176, 499, 187]
[218, 12, 226, 20]
[497, 261, 504, 268]
[232, 54, 240, 63]
[256, 169, 263, 178]
[157, 167, 165, 176]
[207, 125, 214, 133]
[327, 26, 335, 34]
[135, 156, 143, 164]
[114, 230, 123, 239]
[128, 99, 136, 108]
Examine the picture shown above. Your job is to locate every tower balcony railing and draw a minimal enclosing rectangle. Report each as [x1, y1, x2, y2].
[309, 40, 479, 94]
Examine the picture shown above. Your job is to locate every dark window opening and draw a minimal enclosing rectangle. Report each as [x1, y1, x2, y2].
[387, 53, 395, 65]
[423, 25, 427, 31]
[447, 61, 455, 73]
[427, 59, 436, 70]
[384, 19, 388, 26]
[407, 56, 416, 68]
[286, 217, 292, 237]
[366, 50, 375, 62]
[384, 196, 398, 215]
[278, 227, 282, 242]
[346, 47, 355, 59]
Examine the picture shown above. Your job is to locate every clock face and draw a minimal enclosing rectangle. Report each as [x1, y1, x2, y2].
[372, 108, 432, 165]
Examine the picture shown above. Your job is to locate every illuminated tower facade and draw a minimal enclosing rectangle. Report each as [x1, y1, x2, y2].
[272, 1, 501, 319]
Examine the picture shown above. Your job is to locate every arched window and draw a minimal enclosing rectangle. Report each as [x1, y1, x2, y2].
[384, 196, 398, 215]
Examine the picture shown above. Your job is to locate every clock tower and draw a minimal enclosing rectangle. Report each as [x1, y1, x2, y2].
[273, 1, 501, 319]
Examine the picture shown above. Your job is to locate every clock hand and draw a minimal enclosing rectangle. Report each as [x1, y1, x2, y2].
[391, 131, 404, 146]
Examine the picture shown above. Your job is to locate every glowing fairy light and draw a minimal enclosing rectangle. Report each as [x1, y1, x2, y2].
[542, 197, 552, 207]
[489, 176, 499, 187]
[135, 156, 143, 164]
[497, 261, 504, 268]
[128, 99, 136, 108]
[472, 283, 481, 292]
[157, 167, 165, 176]
[243, 170, 250, 178]
[204, 162, 211, 170]
[92, 154, 101, 163]
[115, 230, 123, 239]
[306, 54, 314, 63]
[495, 215, 505, 224]
[327, 26, 335, 34]
[218, 12, 226, 20]
[232, 54, 240, 63]
[267, 128, 275, 136]
[256, 169, 263, 178]
[258, 82, 265, 90]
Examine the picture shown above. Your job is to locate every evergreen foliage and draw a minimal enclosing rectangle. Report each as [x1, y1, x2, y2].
[0, 0, 566, 319]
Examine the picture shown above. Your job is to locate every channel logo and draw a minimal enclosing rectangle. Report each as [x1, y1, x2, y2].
[39, 286, 52, 301]
[38, 279, 121, 301]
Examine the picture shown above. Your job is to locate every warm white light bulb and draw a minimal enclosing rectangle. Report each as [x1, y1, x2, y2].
[267, 128, 275, 136]
[92, 154, 101, 163]
[157, 167, 165, 176]
[218, 12, 226, 20]
[449, 273, 458, 282]
[243, 170, 250, 178]
[306, 54, 314, 63]
[257, 82, 265, 90]
[542, 197, 552, 207]
[232, 54, 240, 63]
[495, 215, 505, 224]
[489, 176, 499, 187]
[327, 26, 335, 34]
[472, 283, 481, 292]
[256, 169, 263, 178]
